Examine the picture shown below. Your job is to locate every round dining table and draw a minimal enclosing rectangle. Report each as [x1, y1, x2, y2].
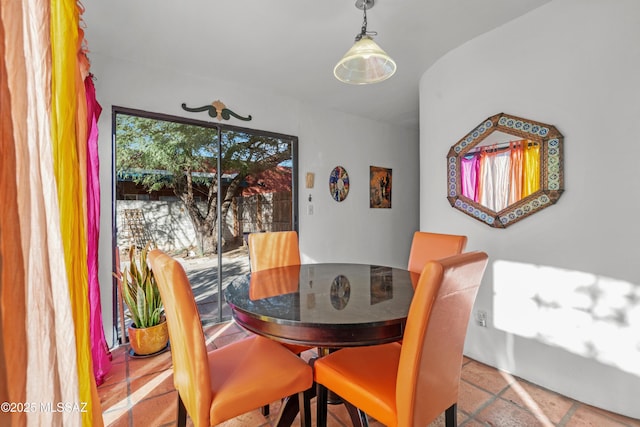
[224, 263, 419, 349]
[224, 263, 419, 427]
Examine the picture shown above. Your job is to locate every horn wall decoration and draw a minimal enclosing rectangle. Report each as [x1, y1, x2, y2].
[181, 100, 252, 121]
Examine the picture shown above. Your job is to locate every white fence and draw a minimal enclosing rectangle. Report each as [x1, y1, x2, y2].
[116, 192, 291, 253]
[116, 200, 233, 252]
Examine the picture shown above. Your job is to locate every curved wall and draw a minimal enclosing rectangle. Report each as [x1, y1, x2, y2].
[419, 0, 640, 418]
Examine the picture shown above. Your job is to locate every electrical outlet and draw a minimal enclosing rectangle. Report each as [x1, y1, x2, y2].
[476, 310, 488, 327]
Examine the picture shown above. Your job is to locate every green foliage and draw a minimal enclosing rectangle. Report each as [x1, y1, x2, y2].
[116, 115, 219, 193]
[115, 113, 293, 254]
[115, 114, 291, 194]
[121, 244, 164, 328]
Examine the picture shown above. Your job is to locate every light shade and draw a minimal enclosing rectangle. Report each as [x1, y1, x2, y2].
[334, 36, 396, 84]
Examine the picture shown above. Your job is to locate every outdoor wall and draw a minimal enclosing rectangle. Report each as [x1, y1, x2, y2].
[116, 194, 289, 253]
[419, 0, 640, 418]
[92, 56, 420, 348]
[116, 201, 208, 253]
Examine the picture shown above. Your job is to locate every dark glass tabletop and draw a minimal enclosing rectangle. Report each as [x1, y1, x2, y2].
[224, 263, 418, 348]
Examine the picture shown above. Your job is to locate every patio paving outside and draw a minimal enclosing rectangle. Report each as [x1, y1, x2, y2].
[115, 244, 252, 344]
[183, 245, 251, 324]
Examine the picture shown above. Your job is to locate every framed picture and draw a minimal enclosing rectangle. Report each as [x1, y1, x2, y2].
[369, 166, 392, 208]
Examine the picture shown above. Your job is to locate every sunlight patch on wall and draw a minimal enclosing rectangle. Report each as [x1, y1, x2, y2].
[493, 260, 640, 376]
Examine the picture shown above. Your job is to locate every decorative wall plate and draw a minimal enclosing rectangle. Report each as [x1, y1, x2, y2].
[329, 166, 350, 202]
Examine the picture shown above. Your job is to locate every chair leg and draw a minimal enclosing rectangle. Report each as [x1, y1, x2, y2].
[177, 394, 187, 427]
[298, 390, 312, 427]
[445, 403, 457, 427]
[316, 383, 328, 427]
[275, 394, 301, 427]
[344, 401, 369, 427]
[261, 404, 270, 416]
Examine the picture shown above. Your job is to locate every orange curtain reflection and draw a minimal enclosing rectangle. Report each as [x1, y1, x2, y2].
[508, 141, 524, 205]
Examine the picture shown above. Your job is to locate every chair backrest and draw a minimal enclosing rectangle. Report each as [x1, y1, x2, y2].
[148, 249, 212, 427]
[248, 231, 301, 272]
[396, 251, 488, 426]
[406, 231, 468, 274]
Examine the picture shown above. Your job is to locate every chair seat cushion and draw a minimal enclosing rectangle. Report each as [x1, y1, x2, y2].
[314, 342, 401, 427]
[208, 335, 313, 425]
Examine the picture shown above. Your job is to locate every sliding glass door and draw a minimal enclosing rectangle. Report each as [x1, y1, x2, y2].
[112, 106, 297, 342]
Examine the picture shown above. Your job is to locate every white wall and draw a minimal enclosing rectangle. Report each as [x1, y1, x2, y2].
[419, 0, 640, 418]
[93, 57, 419, 347]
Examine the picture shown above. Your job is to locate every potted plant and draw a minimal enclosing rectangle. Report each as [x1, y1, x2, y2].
[120, 244, 169, 356]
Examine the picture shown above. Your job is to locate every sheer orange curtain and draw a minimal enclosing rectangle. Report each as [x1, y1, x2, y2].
[0, 5, 28, 425]
[0, 1, 105, 425]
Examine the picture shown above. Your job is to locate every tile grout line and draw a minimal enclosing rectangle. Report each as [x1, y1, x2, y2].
[556, 402, 579, 427]
[458, 377, 505, 423]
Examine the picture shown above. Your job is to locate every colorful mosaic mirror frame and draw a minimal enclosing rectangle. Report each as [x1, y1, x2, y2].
[447, 113, 564, 228]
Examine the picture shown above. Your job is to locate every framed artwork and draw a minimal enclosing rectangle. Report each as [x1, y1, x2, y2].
[329, 166, 349, 202]
[369, 166, 392, 208]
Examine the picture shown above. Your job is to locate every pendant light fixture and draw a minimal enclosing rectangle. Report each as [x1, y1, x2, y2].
[334, 0, 396, 85]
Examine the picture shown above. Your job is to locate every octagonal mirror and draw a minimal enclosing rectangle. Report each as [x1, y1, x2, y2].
[447, 113, 564, 228]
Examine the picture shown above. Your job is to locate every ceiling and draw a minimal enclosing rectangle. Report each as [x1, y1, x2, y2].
[83, 0, 550, 131]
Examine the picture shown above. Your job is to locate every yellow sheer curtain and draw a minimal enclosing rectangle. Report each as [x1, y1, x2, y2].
[0, 0, 103, 425]
[508, 141, 524, 205]
[523, 143, 541, 198]
[51, 0, 102, 425]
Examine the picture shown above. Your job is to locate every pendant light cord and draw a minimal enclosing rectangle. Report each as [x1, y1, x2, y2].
[355, 1, 377, 41]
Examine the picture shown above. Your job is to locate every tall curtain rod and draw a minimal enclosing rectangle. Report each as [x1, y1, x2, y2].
[464, 139, 538, 156]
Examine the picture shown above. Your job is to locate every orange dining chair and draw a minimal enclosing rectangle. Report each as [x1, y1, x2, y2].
[313, 251, 489, 427]
[248, 230, 301, 272]
[247, 230, 314, 416]
[407, 231, 468, 275]
[247, 231, 311, 358]
[148, 249, 313, 427]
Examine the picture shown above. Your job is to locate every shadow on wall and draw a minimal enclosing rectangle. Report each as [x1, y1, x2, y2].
[492, 260, 640, 377]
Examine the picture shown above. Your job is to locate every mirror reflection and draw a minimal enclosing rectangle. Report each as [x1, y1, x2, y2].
[447, 113, 564, 228]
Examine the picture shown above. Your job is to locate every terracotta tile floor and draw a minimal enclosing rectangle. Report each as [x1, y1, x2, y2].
[98, 321, 640, 427]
